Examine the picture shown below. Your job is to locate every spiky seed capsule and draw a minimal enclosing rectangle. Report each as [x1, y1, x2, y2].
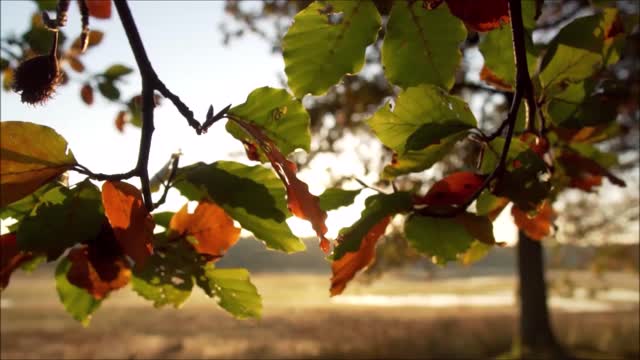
[12, 54, 61, 105]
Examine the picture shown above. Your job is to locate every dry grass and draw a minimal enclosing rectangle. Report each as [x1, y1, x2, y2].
[1, 270, 638, 359]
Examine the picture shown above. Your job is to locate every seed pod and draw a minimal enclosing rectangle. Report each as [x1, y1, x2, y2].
[12, 32, 61, 105]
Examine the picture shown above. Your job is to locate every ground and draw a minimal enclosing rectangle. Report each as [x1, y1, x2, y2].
[1, 270, 638, 359]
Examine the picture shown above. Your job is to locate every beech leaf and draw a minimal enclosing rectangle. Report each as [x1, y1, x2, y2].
[330, 217, 390, 296]
[101, 181, 154, 266]
[511, 201, 555, 241]
[55, 258, 102, 326]
[86, 0, 112, 19]
[66, 245, 131, 300]
[444, 0, 510, 32]
[1, 233, 33, 290]
[415, 171, 485, 208]
[0, 121, 77, 207]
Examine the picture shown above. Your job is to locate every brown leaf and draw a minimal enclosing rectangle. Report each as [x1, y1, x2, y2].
[570, 174, 603, 192]
[480, 65, 513, 91]
[558, 151, 626, 188]
[67, 245, 131, 299]
[445, 0, 510, 32]
[330, 217, 390, 296]
[169, 201, 241, 258]
[454, 213, 495, 245]
[67, 56, 85, 73]
[87, 0, 112, 19]
[416, 171, 485, 207]
[115, 111, 127, 132]
[231, 118, 330, 253]
[512, 201, 555, 240]
[81, 84, 93, 105]
[1, 233, 33, 290]
[242, 140, 260, 162]
[101, 181, 154, 266]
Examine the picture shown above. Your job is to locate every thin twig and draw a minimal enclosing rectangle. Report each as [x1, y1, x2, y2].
[153, 154, 181, 210]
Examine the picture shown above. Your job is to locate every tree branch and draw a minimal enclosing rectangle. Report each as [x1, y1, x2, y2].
[415, 0, 534, 218]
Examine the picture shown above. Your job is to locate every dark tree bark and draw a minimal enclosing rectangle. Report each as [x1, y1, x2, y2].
[517, 230, 570, 359]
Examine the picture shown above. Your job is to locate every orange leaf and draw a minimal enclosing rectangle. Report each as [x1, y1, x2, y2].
[330, 217, 390, 296]
[480, 65, 512, 91]
[115, 111, 126, 133]
[66, 246, 131, 299]
[416, 171, 485, 207]
[511, 202, 555, 241]
[558, 152, 625, 188]
[86, 0, 112, 19]
[1, 233, 33, 290]
[101, 181, 154, 266]
[231, 118, 330, 253]
[445, 0, 510, 32]
[169, 201, 241, 258]
[81, 84, 93, 105]
[570, 174, 603, 192]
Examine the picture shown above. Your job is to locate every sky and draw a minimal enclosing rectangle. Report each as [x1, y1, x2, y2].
[0, 1, 523, 243]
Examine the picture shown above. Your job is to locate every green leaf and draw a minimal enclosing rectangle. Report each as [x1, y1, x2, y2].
[480, 136, 530, 174]
[22, 26, 66, 54]
[539, 44, 602, 93]
[405, 215, 473, 264]
[333, 192, 413, 260]
[544, 80, 617, 128]
[98, 81, 120, 100]
[383, 132, 467, 178]
[1, 121, 77, 208]
[103, 64, 133, 80]
[479, 26, 537, 89]
[17, 180, 103, 260]
[0, 182, 64, 223]
[227, 87, 311, 158]
[382, 1, 466, 90]
[33, 0, 57, 11]
[282, 1, 381, 98]
[460, 241, 491, 266]
[405, 121, 473, 152]
[55, 258, 102, 326]
[152, 211, 174, 229]
[318, 188, 362, 212]
[174, 161, 304, 253]
[368, 84, 476, 152]
[476, 191, 507, 217]
[131, 243, 194, 308]
[196, 265, 262, 319]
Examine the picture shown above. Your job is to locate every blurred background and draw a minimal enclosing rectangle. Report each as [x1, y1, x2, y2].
[1, 0, 638, 358]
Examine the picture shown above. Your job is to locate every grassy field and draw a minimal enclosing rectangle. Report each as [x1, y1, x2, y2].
[1, 269, 638, 359]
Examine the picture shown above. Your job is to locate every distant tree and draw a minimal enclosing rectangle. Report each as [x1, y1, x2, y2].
[1, 0, 638, 358]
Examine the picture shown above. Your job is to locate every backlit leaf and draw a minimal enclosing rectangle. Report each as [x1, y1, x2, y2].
[0, 121, 77, 207]
[405, 122, 473, 152]
[1, 233, 34, 290]
[333, 192, 413, 260]
[174, 161, 305, 253]
[383, 1, 465, 89]
[16, 179, 103, 260]
[415, 171, 485, 208]
[229, 118, 330, 252]
[0, 182, 64, 224]
[330, 217, 390, 296]
[98, 81, 120, 100]
[197, 265, 262, 319]
[511, 201, 555, 241]
[66, 245, 131, 300]
[319, 188, 362, 212]
[87, 0, 112, 19]
[282, 1, 381, 98]
[454, 212, 495, 245]
[71, 30, 104, 52]
[476, 191, 509, 221]
[444, 0, 509, 32]
[405, 214, 473, 264]
[101, 181, 154, 266]
[55, 258, 102, 326]
[226, 87, 310, 158]
[103, 64, 133, 80]
[460, 241, 491, 265]
[169, 201, 241, 258]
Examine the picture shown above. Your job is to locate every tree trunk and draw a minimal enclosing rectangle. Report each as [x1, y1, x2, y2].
[517, 230, 569, 359]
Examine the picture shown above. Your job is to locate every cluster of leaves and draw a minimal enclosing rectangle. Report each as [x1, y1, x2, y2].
[1, 0, 636, 325]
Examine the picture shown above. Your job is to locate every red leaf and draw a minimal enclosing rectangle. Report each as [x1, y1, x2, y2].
[86, 0, 112, 19]
[66, 245, 131, 299]
[114, 111, 126, 133]
[330, 217, 390, 296]
[80, 84, 93, 105]
[605, 14, 624, 39]
[169, 201, 241, 258]
[445, 0, 510, 32]
[242, 140, 260, 162]
[570, 174, 603, 192]
[231, 118, 330, 253]
[101, 181, 154, 266]
[558, 152, 626, 188]
[520, 133, 549, 157]
[1, 233, 33, 290]
[416, 171, 485, 207]
[512, 201, 555, 241]
[480, 66, 512, 91]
